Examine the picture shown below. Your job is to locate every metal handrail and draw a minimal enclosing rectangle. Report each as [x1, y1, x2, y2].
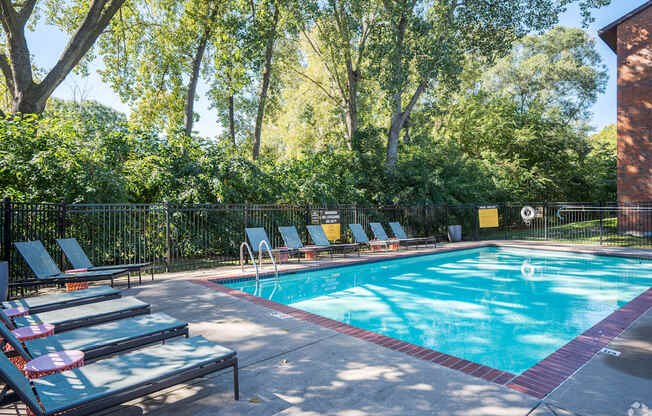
[258, 240, 279, 282]
[239, 242, 259, 285]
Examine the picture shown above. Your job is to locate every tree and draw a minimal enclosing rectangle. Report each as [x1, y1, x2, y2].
[0, 0, 126, 115]
[98, 0, 221, 134]
[252, 0, 281, 160]
[369, 0, 611, 172]
[296, 0, 380, 148]
[483, 26, 608, 124]
[591, 123, 616, 146]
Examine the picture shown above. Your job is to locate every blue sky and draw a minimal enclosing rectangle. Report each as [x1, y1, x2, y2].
[28, 1, 645, 138]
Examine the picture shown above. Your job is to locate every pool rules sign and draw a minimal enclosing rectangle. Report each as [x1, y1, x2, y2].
[311, 209, 341, 240]
[478, 206, 499, 228]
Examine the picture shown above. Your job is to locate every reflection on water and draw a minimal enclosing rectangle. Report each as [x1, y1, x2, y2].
[226, 247, 652, 374]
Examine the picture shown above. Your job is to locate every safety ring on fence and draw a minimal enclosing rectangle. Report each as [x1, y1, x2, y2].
[521, 260, 535, 279]
[521, 206, 536, 223]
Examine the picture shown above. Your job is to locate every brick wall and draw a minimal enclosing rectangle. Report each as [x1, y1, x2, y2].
[617, 6, 652, 205]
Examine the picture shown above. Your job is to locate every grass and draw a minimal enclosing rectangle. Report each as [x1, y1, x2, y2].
[482, 217, 652, 248]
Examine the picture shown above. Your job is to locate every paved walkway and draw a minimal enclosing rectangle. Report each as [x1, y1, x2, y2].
[106, 278, 541, 416]
[1, 241, 650, 415]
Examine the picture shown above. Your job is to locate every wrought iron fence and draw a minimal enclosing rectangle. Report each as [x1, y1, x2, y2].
[1, 198, 651, 289]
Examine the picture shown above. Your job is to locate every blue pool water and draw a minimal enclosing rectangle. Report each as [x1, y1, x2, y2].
[224, 247, 652, 373]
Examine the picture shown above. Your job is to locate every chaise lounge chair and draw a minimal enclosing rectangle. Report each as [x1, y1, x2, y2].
[57, 238, 154, 285]
[1, 296, 150, 333]
[349, 224, 389, 251]
[0, 336, 238, 415]
[3, 286, 121, 314]
[245, 227, 298, 263]
[389, 222, 437, 248]
[278, 226, 332, 261]
[14, 241, 131, 288]
[306, 225, 359, 257]
[0, 312, 188, 363]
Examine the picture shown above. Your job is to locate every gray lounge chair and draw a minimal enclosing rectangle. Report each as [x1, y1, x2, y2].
[279, 226, 332, 260]
[3, 286, 120, 314]
[389, 222, 437, 248]
[306, 225, 359, 256]
[1, 296, 150, 333]
[14, 241, 131, 288]
[0, 312, 188, 363]
[57, 238, 154, 285]
[371, 222, 431, 250]
[0, 336, 238, 415]
[246, 227, 298, 261]
[349, 224, 389, 251]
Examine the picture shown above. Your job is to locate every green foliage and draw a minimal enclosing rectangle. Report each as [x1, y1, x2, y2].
[0, 3, 617, 206]
[483, 26, 608, 123]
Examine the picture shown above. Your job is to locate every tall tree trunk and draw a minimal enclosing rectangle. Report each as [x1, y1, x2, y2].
[385, 81, 426, 171]
[228, 93, 235, 145]
[184, 36, 208, 136]
[0, 0, 126, 116]
[344, 64, 358, 149]
[252, 5, 279, 161]
[183, 1, 218, 136]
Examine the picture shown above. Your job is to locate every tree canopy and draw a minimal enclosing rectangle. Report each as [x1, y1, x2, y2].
[0, 0, 616, 205]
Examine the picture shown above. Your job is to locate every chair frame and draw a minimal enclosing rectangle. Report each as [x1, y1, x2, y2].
[57, 238, 154, 285]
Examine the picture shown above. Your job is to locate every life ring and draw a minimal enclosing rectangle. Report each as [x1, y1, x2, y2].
[521, 206, 536, 223]
[521, 261, 535, 278]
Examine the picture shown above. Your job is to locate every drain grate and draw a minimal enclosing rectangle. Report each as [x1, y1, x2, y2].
[600, 347, 621, 357]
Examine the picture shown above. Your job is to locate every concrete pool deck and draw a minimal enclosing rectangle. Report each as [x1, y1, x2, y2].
[1, 241, 650, 415]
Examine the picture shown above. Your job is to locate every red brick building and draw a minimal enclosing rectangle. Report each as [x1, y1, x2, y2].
[599, 1, 652, 205]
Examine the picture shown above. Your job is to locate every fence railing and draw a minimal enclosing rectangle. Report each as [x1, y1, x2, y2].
[2, 198, 651, 288]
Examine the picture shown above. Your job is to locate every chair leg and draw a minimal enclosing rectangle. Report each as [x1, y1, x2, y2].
[138, 269, 142, 285]
[233, 358, 240, 400]
[127, 273, 131, 289]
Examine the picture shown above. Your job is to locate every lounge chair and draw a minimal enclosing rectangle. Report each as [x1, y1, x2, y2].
[246, 227, 298, 263]
[306, 225, 359, 256]
[14, 241, 131, 288]
[278, 226, 332, 261]
[348, 224, 389, 251]
[1, 296, 150, 333]
[57, 238, 154, 285]
[0, 336, 238, 415]
[389, 222, 437, 248]
[0, 312, 188, 363]
[2, 286, 120, 314]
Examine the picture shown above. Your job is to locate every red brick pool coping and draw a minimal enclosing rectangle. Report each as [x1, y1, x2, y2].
[191, 243, 652, 400]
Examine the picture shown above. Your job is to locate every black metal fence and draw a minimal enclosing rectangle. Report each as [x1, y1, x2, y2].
[2, 198, 651, 288]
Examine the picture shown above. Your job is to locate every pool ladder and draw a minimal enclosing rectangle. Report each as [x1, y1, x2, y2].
[239, 241, 279, 287]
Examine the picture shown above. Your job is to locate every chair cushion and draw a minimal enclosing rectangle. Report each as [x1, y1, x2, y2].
[33, 336, 235, 414]
[13, 297, 147, 328]
[2, 286, 119, 310]
[25, 313, 186, 357]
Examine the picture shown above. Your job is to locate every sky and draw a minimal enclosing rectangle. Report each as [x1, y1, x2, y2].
[26, 0, 647, 138]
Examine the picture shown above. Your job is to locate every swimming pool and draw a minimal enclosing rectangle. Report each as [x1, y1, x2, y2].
[223, 247, 652, 374]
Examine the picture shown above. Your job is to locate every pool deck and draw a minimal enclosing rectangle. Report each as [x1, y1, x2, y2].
[2, 241, 651, 415]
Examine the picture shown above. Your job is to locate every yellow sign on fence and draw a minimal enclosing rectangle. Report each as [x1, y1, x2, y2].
[321, 223, 341, 241]
[478, 207, 499, 228]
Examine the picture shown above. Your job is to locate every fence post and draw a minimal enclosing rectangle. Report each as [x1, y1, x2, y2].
[544, 201, 548, 241]
[474, 205, 480, 241]
[599, 201, 604, 246]
[353, 202, 357, 226]
[165, 201, 171, 273]
[503, 202, 508, 240]
[2, 197, 10, 267]
[243, 200, 249, 240]
[58, 201, 67, 268]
